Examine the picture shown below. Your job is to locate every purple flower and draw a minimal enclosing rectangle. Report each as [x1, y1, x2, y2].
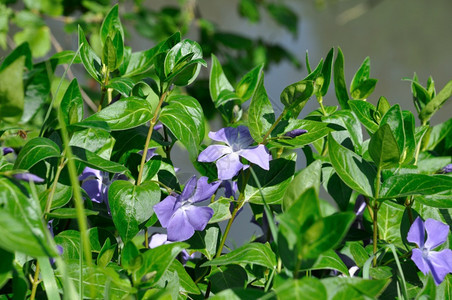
[148, 233, 193, 264]
[153, 176, 221, 241]
[79, 167, 127, 206]
[13, 172, 44, 183]
[2, 147, 14, 155]
[284, 129, 308, 138]
[221, 180, 238, 199]
[198, 126, 270, 180]
[442, 164, 452, 174]
[407, 217, 452, 285]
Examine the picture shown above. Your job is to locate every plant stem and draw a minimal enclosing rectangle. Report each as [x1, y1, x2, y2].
[144, 229, 149, 249]
[29, 261, 41, 300]
[44, 156, 66, 216]
[163, 125, 172, 160]
[262, 109, 287, 143]
[136, 91, 168, 186]
[373, 166, 382, 267]
[317, 95, 328, 116]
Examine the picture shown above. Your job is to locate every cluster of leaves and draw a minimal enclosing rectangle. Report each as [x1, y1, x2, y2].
[1, 4, 452, 300]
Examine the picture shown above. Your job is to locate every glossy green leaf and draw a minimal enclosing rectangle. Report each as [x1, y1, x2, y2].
[348, 100, 379, 133]
[164, 39, 204, 86]
[323, 110, 363, 154]
[377, 201, 405, 247]
[100, 5, 124, 44]
[121, 241, 139, 271]
[244, 157, 295, 205]
[37, 257, 60, 300]
[349, 242, 369, 268]
[322, 166, 353, 211]
[97, 239, 116, 268]
[426, 118, 452, 150]
[369, 124, 400, 169]
[0, 177, 57, 257]
[14, 137, 60, 170]
[71, 146, 129, 175]
[379, 174, 452, 199]
[275, 277, 326, 300]
[350, 56, 377, 99]
[109, 180, 160, 242]
[107, 77, 134, 97]
[50, 50, 81, 65]
[159, 94, 205, 161]
[82, 97, 153, 131]
[402, 110, 416, 164]
[210, 54, 234, 102]
[299, 249, 349, 275]
[210, 288, 268, 300]
[54, 230, 81, 260]
[320, 47, 334, 96]
[282, 160, 321, 211]
[208, 197, 232, 223]
[185, 225, 220, 260]
[280, 80, 314, 114]
[123, 46, 159, 77]
[415, 191, 452, 208]
[236, 64, 263, 102]
[376, 96, 391, 121]
[61, 79, 83, 126]
[333, 47, 349, 109]
[69, 127, 114, 160]
[420, 80, 452, 123]
[380, 104, 405, 161]
[208, 265, 247, 294]
[0, 248, 13, 288]
[322, 277, 390, 299]
[102, 36, 117, 71]
[165, 260, 200, 295]
[328, 134, 376, 197]
[134, 242, 188, 286]
[0, 56, 24, 122]
[46, 208, 98, 219]
[78, 26, 102, 83]
[202, 243, 276, 269]
[0, 42, 32, 71]
[248, 70, 275, 142]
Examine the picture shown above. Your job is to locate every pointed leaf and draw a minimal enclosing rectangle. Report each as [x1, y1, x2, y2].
[333, 47, 349, 109]
[369, 124, 400, 169]
[14, 137, 60, 170]
[379, 174, 452, 199]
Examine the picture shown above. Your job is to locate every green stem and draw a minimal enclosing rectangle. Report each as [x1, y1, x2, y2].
[317, 95, 327, 116]
[163, 125, 172, 160]
[136, 91, 168, 186]
[373, 166, 382, 267]
[44, 156, 66, 216]
[262, 109, 287, 143]
[29, 261, 41, 300]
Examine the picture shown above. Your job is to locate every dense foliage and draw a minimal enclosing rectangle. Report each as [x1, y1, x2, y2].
[1, 2, 452, 299]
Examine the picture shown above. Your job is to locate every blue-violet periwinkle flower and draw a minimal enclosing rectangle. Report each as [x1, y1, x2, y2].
[198, 126, 270, 180]
[79, 167, 127, 205]
[284, 129, 308, 138]
[13, 172, 44, 183]
[407, 217, 452, 285]
[442, 163, 452, 174]
[153, 176, 221, 241]
[148, 233, 193, 264]
[2, 147, 14, 155]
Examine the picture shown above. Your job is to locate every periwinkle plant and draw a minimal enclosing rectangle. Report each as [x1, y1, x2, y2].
[0, 5, 452, 299]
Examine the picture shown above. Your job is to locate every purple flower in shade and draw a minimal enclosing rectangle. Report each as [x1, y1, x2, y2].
[221, 180, 238, 199]
[407, 217, 452, 285]
[138, 148, 157, 162]
[198, 126, 270, 180]
[284, 129, 308, 138]
[13, 172, 44, 183]
[153, 176, 221, 241]
[442, 164, 452, 174]
[2, 147, 14, 155]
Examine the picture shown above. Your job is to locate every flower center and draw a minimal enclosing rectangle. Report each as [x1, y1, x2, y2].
[422, 247, 430, 258]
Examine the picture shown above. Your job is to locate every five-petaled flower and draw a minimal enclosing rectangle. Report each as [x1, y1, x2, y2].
[153, 176, 221, 241]
[198, 126, 270, 180]
[407, 217, 452, 285]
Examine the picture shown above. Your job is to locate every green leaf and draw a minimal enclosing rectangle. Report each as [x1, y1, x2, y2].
[302, 212, 355, 259]
[0, 177, 57, 257]
[268, 119, 333, 150]
[322, 277, 390, 299]
[54, 230, 81, 260]
[100, 5, 124, 45]
[280, 80, 314, 114]
[322, 166, 353, 211]
[426, 118, 452, 150]
[166, 260, 200, 294]
[420, 80, 452, 123]
[202, 243, 276, 269]
[402, 110, 416, 164]
[102, 36, 117, 71]
[377, 201, 405, 247]
[82, 97, 153, 131]
[236, 64, 264, 102]
[210, 288, 268, 300]
[328, 134, 376, 197]
[107, 77, 134, 97]
[61, 79, 83, 126]
[185, 225, 220, 260]
[97, 239, 116, 268]
[244, 157, 295, 205]
[333, 47, 349, 109]
[46, 208, 98, 219]
[415, 191, 452, 208]
[208, 197, 232, 223]
[379, 174, 452, 199]
[348, 100, 379, 133]
[123, 47, 159, 77]
[121, 241, 139, 271]
[134, 242, 188, 286]
[210, 54, 234, 102]
[322, 110, 363, 154]
[349, 242, 369, 268]
[71, 146, 130, 175]
[78, 26, 102, 83]
[299, 249, 349, 275]
[320, 48, 334, 96]
[282, 160, 321, 211]
[248, 70, 275, 142]
[159, 94, 205, 161]
[0, 42, 32, 71]
[109, 180, 160, 242]
[0, 56, 24, 122]
[0, 248, 13, 288]
[208, 265, 247, 294]
[380, 104, 405, 161]
[50, 50, 82, 65]
[266, 3, 298, 34]
[369, 124, 400, 169]
[350, 57, 377, 100]
[37, 257, 60, 300]
[275, 277, 327, 299]
[239, 0, 260, 22]
[14, 137, 60, 170]
[69, 127, 114, 160]
[14, 26, 51, 58]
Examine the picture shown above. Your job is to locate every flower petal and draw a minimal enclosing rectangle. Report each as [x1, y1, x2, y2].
[181, 176, 197, 200]
[82, 179, 103, 203]
[192, 177, 221, 203]
[411, 248, 430, 275]
[239, 145, 270, 170]
[425, 218, 450, 250]
[167, 209, 195, 241]
[208, 128, 230, 144]
[407, 217, 425, 248]
[427, 249, 452, 285]
[13, 173, 45, 183]
[185, 206, 214, 231]
[198, 145, 232, 163]
[79, 167, 101, 181]
[149, 233, 168, 248]
[216, 153, 243, 180]
[236, 126, 254, 148]
[154, 195, 179, 228]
